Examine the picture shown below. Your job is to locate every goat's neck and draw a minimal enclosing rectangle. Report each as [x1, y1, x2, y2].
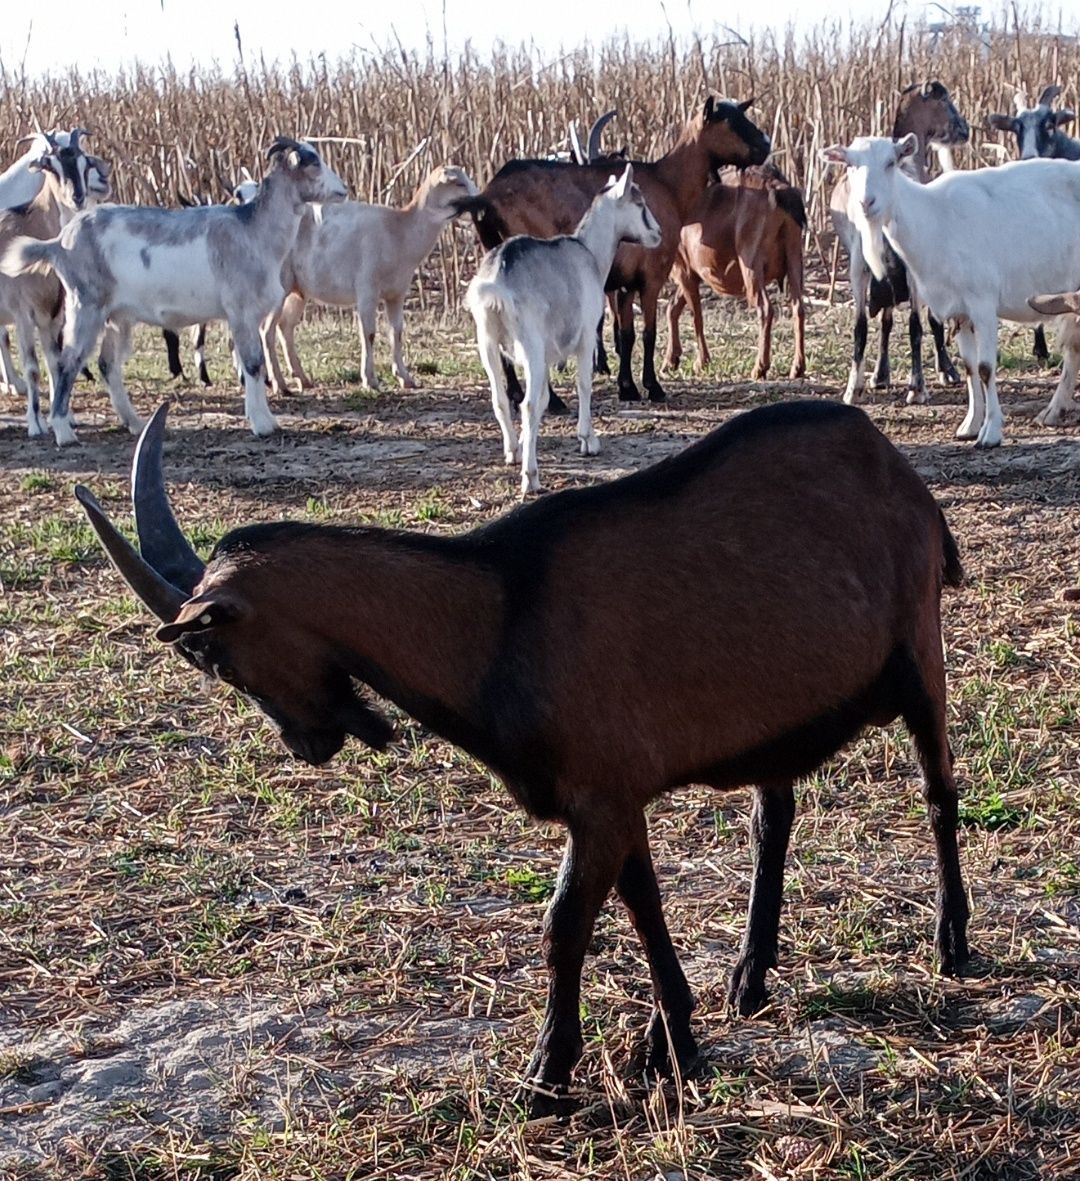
[574, 204, 623, 279]
[878, 172, 936, 276]
[396, 200, 454, 264]
[247, 171, 309, 256]
[653, 130, 715, 220]
[284, 532, 503, 735]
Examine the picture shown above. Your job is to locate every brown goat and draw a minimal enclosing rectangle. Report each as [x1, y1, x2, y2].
[77, 400, 970, 1115]
[463, 97, 771, 404]
[666, 164, 806, 381]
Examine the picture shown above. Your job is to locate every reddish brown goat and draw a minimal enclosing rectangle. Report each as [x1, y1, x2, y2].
[666, 164, 806, 381]
[463, 97, 771, 403]
[77, 400, 970, 1116]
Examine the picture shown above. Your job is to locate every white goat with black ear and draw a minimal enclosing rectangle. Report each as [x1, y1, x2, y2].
[467, 164, 661, 495]
[1, 137, 345, 445]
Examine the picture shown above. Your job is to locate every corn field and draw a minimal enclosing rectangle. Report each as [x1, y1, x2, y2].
[2, 8, 1078, 307]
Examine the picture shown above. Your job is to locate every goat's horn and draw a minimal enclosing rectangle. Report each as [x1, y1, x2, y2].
[132, 403, 206, 594]
[74, 485, 189, 622]
[1038, 84, 1062, 106]
[68, 127, 90, 150]
[568, 121, 587, 165]
[587, 110, 617, 162]
[266, 135, 302, 159]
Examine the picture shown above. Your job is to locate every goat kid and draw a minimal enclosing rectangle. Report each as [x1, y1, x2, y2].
[666, 163, 806, 381]
[829, 82, 968, 404]
[467, 164, 661, 495]
[1, 138, 345, 445]
[465, 96, 770, 404]
[264, 166, 477, 395]
[827, 135, 1080, 445]
[77, 398, 969, 1114]
[0, 138, 112, 435]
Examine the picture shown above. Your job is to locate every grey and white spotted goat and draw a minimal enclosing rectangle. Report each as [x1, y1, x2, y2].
[467, 163, 661, 495]
[0, 137, 345, 445]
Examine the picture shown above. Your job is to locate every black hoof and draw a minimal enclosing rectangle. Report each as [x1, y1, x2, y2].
[619, 384, 641, 402]
[517, 1080, 574, 1120]
[647, 386, 667, 404]
[728, 961, 771, 1017]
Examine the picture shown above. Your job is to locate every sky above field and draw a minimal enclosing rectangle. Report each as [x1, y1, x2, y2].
[0, 0, 1044, 78]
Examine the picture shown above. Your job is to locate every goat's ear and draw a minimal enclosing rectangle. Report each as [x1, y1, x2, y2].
[1038, 84, 1062, 106]
[1056, 109, 1075, 127]
[703, 95, 716, 122]
[156, 592, 250, 644]
[738, 97, 754, 112]
[987, 113, 1015, 132]
[895, 133, 918, 160]
[821, 145, 849, 165]
[611, 163, 633, 196]
[922, 80, 946, 99]
[1029, 291, 1080, 316]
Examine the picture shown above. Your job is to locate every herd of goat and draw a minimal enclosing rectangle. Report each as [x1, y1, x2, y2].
[0, 81, 1078, 482]
[7, 83, 1078, 1114]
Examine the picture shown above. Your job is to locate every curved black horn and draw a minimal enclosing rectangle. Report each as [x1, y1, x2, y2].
[132, 403, 205, 594]
[587, 110, 617, 162]
[266, 135, 303, 159]
[74, 486, 189, 622]
[1038, 84, 1062, 107]
[68, 127, 90, 151]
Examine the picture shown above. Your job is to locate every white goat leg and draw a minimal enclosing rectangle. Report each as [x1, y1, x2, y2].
[575, 336, 600, 457]
[1036, 320, 1080, 425]
[519, 339, 547, 495]
[99, 322, 145, 435]
[385, 295, 416, 389]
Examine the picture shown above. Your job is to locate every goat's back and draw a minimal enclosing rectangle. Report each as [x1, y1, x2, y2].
[473, 401, 954, 799]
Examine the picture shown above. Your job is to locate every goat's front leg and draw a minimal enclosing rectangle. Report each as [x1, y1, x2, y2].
[929, 313, 961, 386]
[640, 284, 666, 402]
[48, 299, 106, 447]
[163, 329, 184, 381]
[261, 306, 292, 396]
[906, 309, 928, 403]
[230, 318, 279, 437]
[275, 292, 312, 391]
[574, 337, 600, 458]
[524, 817, 627, 1115]
[729, 780, 795, 1016]
[0, 328, 26, 396]
[356, 297, 381, 391]
[13, 315, 47, 437]
[871, 306, 893, 389]
[744, 267, 772, 381]
[593, 314, 610, 376]
[192, 323, 212, 387]
[99, 322, 145, 435]
[617, 812, 696, 1076]
[614, 288, 640, 402]
[844, 256, 868, 403]
[385, 295, 416, 389]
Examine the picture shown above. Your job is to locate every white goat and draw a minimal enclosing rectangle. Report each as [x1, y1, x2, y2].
[824, 135, 1080, 446]
[467, 163, 661, 494]
[0, 139, 112, 434]
[1, 138, 346, 446]
[264, 166, 477, 394]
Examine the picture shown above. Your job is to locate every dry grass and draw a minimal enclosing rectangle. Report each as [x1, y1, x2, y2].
[2, 11, 1079, 308]
[1, 288, 1078, 1178]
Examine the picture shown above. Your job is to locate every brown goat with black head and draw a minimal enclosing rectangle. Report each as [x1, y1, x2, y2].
[78, 401, 970, 1115]
[666, 163, 807, 381]
[462, 97, 771, 405]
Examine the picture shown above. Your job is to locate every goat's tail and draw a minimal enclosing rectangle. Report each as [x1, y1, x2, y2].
[940, 510, 964, 588]
[467, 278, 513, 322]
[456, 194, 511, 251]
[0, 236, 59, 279]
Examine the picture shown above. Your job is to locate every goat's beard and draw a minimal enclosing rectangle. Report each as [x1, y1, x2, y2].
[857, 216, 892, 282]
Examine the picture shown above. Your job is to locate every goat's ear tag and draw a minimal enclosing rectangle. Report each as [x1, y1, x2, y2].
[156, 595, 246, 644]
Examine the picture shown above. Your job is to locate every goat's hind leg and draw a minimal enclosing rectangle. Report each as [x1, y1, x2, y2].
[476, 328, 519, 466]
[1036, 319, 1080, 427]
[729, 780, 796, 1016]
[518, 341, 548, 495]
[900, 641, 970, 974]
[574, 336, 600, 457]
[99, 322, 145, 435]
[617, 811, 697, 1076]
[1, 327, 28, 397]
[385, 295, 416, 389]
[13, 315, 47, 437]
[930, 313, 962, 386]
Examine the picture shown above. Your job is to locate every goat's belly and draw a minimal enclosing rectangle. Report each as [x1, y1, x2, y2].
[109, 294, 224, 330]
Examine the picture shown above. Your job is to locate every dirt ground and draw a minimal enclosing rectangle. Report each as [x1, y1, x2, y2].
[1, 305, 1078, 1179]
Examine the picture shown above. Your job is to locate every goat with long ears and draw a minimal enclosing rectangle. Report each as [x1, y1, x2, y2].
[77, 401, 971, 1114]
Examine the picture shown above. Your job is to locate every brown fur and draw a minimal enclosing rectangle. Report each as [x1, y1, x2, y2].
[666, 164, 806, 380]
[465, 98, 770, 402]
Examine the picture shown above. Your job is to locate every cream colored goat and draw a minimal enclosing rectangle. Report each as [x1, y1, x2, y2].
[264, 166, 477, 393]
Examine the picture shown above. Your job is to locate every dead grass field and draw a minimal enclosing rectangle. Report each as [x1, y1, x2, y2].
[1, 294, 1079, 1180]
